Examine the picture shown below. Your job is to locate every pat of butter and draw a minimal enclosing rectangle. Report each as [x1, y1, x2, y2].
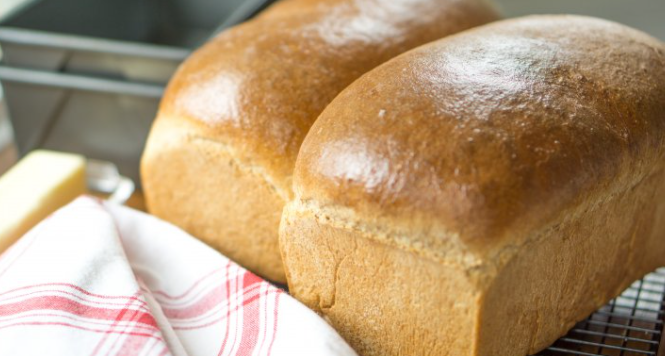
[0, 150, 87, 253]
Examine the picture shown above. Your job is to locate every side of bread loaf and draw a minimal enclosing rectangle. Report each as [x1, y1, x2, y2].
[141, 0, 500, 282]
[280, 15, 665, 355]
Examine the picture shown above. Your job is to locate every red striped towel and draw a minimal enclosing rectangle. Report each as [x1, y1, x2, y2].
[0, 196, 356, 356]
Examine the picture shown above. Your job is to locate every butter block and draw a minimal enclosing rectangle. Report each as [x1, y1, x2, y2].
[0, 150, 87, 253]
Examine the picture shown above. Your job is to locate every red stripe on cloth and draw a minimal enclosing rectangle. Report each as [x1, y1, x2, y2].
[0, 288, 150, 312]
[0, 312, 158, 332]
[160, 285, 224, 320]
[94, 202, 160, 356]
[226, 268, 244, 356]
[113, 333, 154, 356]
[266, 291, 281, 356]
[236, 273, 262, 355]
[89, 292, 145, 356]
[104, 297, 153, 356]
[112, 305, 160, 356]
[217, 265, 240, 356]
[0, 295, 156, 328]
[242, 272, 262, 290]
[259, 285, 269, 355]
[0, 283, 152, 303]
[162, 281, 262, 322]
[0, 321, 163, 340]
[170, 289, 280, 331]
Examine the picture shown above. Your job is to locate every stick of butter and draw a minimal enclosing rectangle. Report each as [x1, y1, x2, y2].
[0, 150, 87, 253]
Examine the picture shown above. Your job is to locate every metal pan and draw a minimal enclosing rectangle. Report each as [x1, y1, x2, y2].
[0, 0, 277, 185]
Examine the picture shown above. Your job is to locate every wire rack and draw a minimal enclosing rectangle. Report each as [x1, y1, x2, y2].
[533, 268, 665, 356]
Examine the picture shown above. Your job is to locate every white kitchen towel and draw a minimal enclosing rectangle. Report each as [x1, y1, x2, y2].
[0, 196, 356, 356]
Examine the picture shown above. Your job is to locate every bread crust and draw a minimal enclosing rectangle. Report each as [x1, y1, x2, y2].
[142, 117, 286, 281]
[281, 166, 665, 355]
[295, 15, 665, 254]
[142, 0, 500, 281]
[283, 15, 665, 354]
[159, 0, 499, 187]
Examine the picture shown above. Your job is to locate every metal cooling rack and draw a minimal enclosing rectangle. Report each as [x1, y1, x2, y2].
[533, 268, 665, 356]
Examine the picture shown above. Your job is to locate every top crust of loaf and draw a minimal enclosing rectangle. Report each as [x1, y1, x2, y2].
[157, 0, 500, 195]
[294, 15, 665, 254]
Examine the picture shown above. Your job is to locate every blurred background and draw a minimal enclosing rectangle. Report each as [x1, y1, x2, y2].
[497, 0, 665, 40]
[0, 0, 663, 179]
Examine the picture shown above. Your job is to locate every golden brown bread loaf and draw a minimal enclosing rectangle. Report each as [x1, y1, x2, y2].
[141, 0, 500, 282]
[280, 15, 665, 355]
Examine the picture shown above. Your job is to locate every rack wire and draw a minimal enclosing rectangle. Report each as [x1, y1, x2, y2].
[533, 268, 665, 356]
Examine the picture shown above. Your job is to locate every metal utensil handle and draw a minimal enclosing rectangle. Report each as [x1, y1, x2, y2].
[0, 27, 190, 60]
[0, 65, 164, 98]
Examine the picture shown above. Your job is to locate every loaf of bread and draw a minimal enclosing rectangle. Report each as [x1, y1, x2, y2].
[280, 15, 665, 355]
[141, 0, 499, 282]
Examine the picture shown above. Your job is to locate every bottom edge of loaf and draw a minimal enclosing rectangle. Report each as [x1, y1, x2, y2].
[280, 166, 665, 355]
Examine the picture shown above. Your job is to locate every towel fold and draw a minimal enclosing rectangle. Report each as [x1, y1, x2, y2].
[0, 196, 356, 356]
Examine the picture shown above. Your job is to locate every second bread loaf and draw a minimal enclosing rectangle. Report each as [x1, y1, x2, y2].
[141, 0, 499, 282]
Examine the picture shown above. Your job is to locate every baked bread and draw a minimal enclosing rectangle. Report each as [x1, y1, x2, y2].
[280, 15, 665, 355]
[141, 0, 500, 282]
